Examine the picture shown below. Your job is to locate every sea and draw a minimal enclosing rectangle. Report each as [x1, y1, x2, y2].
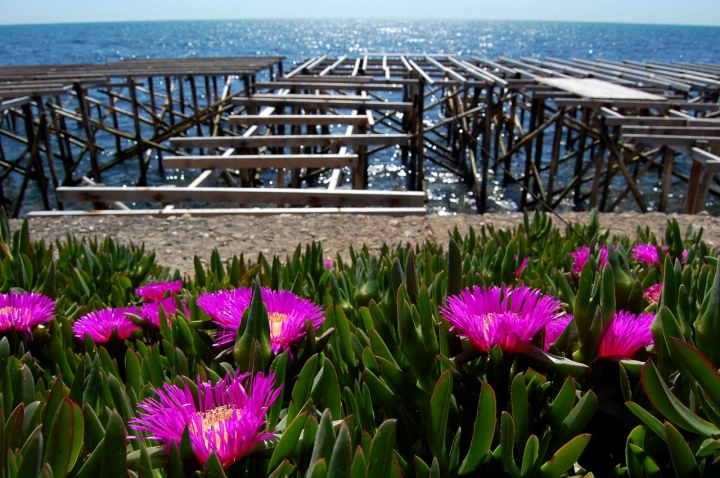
[1, 20, 720, 215]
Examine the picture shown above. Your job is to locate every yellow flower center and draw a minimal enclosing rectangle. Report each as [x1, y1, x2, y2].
[268, 312, 287, 337]
[0, 306, 15, 315]
[194, 405, 241, 449]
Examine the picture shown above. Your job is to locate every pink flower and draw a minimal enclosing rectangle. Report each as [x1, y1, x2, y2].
[136, 280, 183, 301]
[682, 250, 689, 262]
[516, 258, 529, 278]
[73, 307, 140, 342]
[632, 245, 660, 266]
[545, 314, 573, 350]
[196, 288, 252, 330]
[130, 371, 280, 468]
[141, 297, 188, 327]
[214, 288, 325, 354]
[643, 284, 663, 303]
[0, 291, 55, 333]
[570, 246, 608, 275]
[598, 311, 655, 360]
[323, 259, 334, 269]
[440, 285, 569, 354]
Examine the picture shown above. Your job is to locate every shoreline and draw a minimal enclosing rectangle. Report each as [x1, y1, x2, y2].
[11, 211, 719, 277]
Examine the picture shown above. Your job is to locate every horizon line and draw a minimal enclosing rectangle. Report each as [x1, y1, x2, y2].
[2, 17, 720, 28]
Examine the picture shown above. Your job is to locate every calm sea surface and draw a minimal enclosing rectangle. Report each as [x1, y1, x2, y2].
[1, 20, 720, 215]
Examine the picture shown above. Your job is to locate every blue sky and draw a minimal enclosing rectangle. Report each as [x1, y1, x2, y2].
[2, 0, 719, 26]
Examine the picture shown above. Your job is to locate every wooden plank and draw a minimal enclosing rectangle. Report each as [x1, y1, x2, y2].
[170, 134, 407, 149]
[163, 154, 359, 169]
[621, 126, 720, 136]
[605, 116, 720, 127]
[622, 134, 720, 147]
[250, 93, 370, 100]
[228, 114, 369, 126]
[56, 186, 426, 207]
[27, 206, 427, 218]
[232, 97, 413, 111]
[254, 81, 404, 91]
[555, 98, 720, 110]
[537, 78, 666, 100]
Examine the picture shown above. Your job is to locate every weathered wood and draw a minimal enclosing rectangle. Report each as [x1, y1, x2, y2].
[28, 206, 427, 218]
[170, 134, 407, 149]
[57, 186, 426, 208]
[232, 97, 413, 111]
[229, 114, 369, 126]
[163, 154, 359, 169]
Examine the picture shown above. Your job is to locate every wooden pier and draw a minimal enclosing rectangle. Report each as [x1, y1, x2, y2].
[2, 55, 719, 217]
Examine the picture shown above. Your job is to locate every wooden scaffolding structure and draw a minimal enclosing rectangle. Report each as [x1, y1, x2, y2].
[2, 55, 719, 217]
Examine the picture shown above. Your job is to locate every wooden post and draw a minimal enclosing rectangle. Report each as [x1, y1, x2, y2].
[127, 78, 148, 186]
[573, 107, 590, 210]
[659, 147, 675, 212]
[35, 98, 62, 210]
[504, 92, 517, 186]
[72, 82, 101, 182]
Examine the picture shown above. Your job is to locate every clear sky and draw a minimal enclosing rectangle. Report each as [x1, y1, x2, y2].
[1, 0, 719, 26]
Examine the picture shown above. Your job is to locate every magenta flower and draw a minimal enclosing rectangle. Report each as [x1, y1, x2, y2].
[130, 371, 280, 468]
[0, 291, 55, 333]
[570, 246, 608, 275]
[545, 314, 573, 351]
[598, 311, 655, 360]
[323, 259, 334, 269]
[643, 284, 663, 304]
[440, 285, 569, 354]
[632, 244, 661, 266]
[136, 280, 183, 301]
[682, 249, 689, 262]
[197, 288, 253, 330]
[516, 257, 529, 278]
[73, 307, 140, 342]
[214, 288, 325, 355]
[141, 297, 188, 327]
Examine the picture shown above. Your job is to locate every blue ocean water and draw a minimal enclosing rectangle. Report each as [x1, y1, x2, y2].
[2, 20, 720, 67]
[1, 20, 720, 214]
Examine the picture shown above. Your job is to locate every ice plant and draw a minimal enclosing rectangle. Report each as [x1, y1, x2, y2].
[323, 259, 334, 269]
[197, 288, 252, 329]
[682, 249, 689, 262]
[570, 246, 608, 275]
[643, 283, 663, 304]
[631, 244, 660, 266]
[0, 291, 55, 333]
[136, 280, 183, 301]
[545, 314, 573, 351]
[597, 310, 655, 360]
[73, 307, 140, 342]
[515, 257, 529, 278]
[440, 285, 569, 354]
[141, 297, 187, 327]
[130, 371, 280, 468]
[212, 288, 325, 354]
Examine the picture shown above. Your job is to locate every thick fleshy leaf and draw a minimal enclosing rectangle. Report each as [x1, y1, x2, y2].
[458, 382, 496, 475]
[501, 412, 520, 478]
[641, 360, 720, 437]
[669, 338, 720, 411]
[428, 370, 452, 464]
[366, 420, 397, 477]
[43, 398, 84, 477]
[100, 411, 127, 478]
[268, 411, 309, 471]
[664, 422, 698, 478]
[538, 434, 590, 478]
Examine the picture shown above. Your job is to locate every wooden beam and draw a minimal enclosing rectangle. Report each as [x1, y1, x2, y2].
[27, 206, 427, 218]
[56, 186, 426, 207]
[163, 154, 359, 169]
[170, 134, 407, 149]
[232, 97, 413, 111]
[229, 114, 369, 126]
